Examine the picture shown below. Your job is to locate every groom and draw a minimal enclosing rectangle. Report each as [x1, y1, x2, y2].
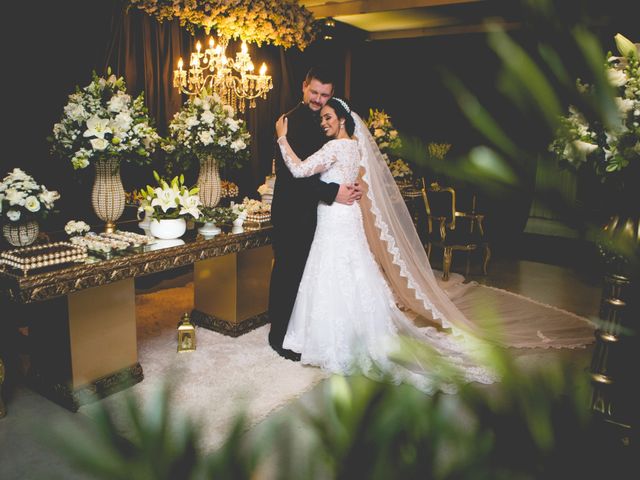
[268, 66, 361, 360]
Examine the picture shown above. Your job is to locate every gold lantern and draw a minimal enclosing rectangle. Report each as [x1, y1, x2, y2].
[177, 313, 196, 352]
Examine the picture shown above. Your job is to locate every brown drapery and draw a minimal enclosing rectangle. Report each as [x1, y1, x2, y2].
[102, 5, 313, 196]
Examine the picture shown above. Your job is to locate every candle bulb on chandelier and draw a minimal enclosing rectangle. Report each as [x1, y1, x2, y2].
[178, 58, 183, 71]
[196, 41, 202, 53]
[209, 37, 214, 48]
[259, 63, 267, 76]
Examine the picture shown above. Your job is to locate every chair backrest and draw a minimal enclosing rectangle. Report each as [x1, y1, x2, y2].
[421, 178, 456, 230]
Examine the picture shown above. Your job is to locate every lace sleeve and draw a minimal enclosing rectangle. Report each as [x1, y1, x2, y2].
[277, 136, 338, 178]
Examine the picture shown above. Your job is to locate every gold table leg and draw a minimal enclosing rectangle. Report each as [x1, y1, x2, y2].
[193, 245, 273, 336]
[28, 278, 143, 411]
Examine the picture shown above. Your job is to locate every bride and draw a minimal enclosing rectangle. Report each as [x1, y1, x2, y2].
[275, 97, 594, 393]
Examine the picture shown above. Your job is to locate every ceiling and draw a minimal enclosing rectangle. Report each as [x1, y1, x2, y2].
[299, 0, 520, 40]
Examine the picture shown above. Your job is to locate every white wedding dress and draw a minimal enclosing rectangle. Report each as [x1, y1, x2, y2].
[276, 111, 595, 394]
[278, 137, 496, 393]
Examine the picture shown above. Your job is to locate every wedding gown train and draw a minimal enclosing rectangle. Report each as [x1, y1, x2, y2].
[277, 113, 595, 394]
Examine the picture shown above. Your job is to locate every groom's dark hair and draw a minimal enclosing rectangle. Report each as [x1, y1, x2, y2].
[305, 65, 337, 87]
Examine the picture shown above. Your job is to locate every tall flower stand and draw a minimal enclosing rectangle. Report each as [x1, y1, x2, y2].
[197, 156, 222, 208]
[92, 158, 125, 233]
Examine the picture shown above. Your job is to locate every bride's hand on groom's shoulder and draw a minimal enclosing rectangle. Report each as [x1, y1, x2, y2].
[275, 115, 288, 138]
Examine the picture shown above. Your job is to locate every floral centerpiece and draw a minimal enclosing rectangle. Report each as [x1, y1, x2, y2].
[138, 172, 201, 239]
[550, 33, 640, 198]
[50, 69, 160, 231]
[549, 33, 640, 271]
[1, 168, 60, 246]
[64, 220, 91, 237]
[50, 70, 159, 171]
[164, 90, 251, 209]
[128, 0, 318, 50]
[365, 108, 413, 183]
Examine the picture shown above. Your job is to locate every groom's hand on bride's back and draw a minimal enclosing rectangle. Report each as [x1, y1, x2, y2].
[335, 182, 362, 205]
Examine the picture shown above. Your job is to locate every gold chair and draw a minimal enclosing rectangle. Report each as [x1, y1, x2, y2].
[421, 179, 490, 280]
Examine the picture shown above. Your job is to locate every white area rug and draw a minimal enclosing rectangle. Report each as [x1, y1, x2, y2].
[79, 282, 328, 451]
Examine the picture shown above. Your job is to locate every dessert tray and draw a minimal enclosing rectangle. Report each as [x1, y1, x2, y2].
[0, 241, 88, 273]
[70, 230, 155, 257]
[244, 212, 271, 229]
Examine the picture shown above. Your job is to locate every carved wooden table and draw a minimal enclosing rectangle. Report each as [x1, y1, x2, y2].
[0, 227, 272, 412]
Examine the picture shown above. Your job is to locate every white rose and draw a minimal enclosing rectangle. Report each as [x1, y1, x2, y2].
[606, 68, 628, 87]
[25, 196, 41, 213]
[186, 116, 199, 128]
[90, 138, 109, 151]
[201, 110, 215, 125]
[225, 118, 239, 132]
[198, 130, 214, 146]
[113, 112, 133, 131]
[64, 103, 88, 122]
[7, 209, 21, 221]
[230, 138, 246, 152]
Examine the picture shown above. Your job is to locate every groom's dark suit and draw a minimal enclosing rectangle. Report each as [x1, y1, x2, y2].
[268, 102, 340, 355]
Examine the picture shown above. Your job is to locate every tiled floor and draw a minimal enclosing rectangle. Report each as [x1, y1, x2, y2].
[0, 241, 604, 479]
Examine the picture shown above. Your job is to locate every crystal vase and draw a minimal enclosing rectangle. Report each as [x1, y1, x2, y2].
[91, 157, 125, 233]
[2, 220, 39, 247]
[197, 156, 222, 208]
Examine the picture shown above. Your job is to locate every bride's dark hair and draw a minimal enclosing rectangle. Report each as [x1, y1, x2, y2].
[325, 97, 355, 136]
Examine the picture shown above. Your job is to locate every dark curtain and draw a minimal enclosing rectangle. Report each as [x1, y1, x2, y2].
[2, 0, 116, 228]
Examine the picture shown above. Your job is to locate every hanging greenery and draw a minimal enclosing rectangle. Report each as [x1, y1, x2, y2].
[128, 0, 318, 50]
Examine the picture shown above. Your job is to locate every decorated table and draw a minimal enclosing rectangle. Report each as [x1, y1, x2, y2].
[0, 226, 273, 412]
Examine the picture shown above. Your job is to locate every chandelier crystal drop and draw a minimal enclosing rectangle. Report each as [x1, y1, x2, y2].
[173, 36, 273, 112]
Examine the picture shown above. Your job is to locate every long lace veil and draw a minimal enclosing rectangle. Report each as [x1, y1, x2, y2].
[352, 111, 595, 349]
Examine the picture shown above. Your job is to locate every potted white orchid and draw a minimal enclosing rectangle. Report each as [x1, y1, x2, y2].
[0, 168, 60, 246]
[138, 171, 202, 239]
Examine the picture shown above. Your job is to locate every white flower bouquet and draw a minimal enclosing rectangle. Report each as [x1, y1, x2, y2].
[164, 90, 251, 171]
[550, 33, 640, 181]
[366, 108, 413, 180]
[138, 171, 202, 221]
[50, 69, 160, 170]
[0, 168, 60, 223]
[64, 220, 91, 236]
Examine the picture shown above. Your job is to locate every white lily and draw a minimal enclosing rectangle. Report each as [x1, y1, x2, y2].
[151, 187, 179, 213]
[84, 116, 112, 139]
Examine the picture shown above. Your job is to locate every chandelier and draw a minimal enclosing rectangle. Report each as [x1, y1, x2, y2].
[173, 36, 273, 112]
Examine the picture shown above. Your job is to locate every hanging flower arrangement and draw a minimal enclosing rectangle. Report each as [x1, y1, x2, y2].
[128, 0, 318, 50]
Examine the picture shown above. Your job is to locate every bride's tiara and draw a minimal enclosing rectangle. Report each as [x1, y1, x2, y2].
[333, 97, 351, 113]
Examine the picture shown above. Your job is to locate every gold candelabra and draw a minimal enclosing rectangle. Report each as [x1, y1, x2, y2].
[173, 36, 273, 112]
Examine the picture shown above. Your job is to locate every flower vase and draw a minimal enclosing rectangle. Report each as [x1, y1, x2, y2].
[2, 220, 39, 247]
[149, 218, 186, 240]
[197, 156, 222, 208]
[232, 217, 244, 234]
[198, 221, 221, 237]
[92, 158, 125, 233]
